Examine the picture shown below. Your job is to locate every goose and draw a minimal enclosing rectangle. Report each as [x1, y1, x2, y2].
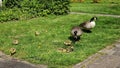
[35, 31, 40, 36]
[12, 39, 19, 45]
[79, 17, 97, 31]
[71, 26, 83, 41]
[10, 48, 16, 56]
[64, 40, 72, 46]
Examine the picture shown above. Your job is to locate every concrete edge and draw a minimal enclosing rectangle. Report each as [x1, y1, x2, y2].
[70, 12, 120, 18]
[73, 40, 120, 68]
[0, 51, 47, 68]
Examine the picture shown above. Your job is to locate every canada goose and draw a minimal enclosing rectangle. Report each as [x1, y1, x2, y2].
[58, 48, 67, 53]
[58, 46, 74, 53]
[71, 26, 83, 41]
[12, 39, 19, 45]
[79, 17, 97, 31]
[10, 48, 16, 56]
[66, 46, 74, 52]
[64, 40, 72, 46]
[35, 31, 40, 36]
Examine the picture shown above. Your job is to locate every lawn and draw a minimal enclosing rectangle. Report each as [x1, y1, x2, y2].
[70, 0, 120, 15]
[0, 14, 120, 68]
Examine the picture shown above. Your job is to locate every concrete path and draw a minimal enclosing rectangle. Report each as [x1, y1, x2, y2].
[70, 12, 120, 18]
[74, 40, 120, 68]
[0, 52, 47, 68]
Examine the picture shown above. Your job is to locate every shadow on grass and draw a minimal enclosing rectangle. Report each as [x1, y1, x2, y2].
[82, 29, 92, 33]
[68, 36, 81, 44]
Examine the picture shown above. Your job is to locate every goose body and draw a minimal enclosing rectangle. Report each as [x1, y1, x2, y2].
[71, 26, 83, 40]
[80, 17, 97, 30]
[80, 21, 95, 30]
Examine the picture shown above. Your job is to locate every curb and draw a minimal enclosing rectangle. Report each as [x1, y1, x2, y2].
[70, 12, 120, 18]
[73, 40, 120, 68]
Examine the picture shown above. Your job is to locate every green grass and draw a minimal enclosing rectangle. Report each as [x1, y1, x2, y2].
[70, 0, 120, 15]
[0, 14, 120, 68]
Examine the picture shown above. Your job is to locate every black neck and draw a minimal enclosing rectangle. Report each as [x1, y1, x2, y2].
[74, 31, 77, 35]
[90, 17, 95, 22]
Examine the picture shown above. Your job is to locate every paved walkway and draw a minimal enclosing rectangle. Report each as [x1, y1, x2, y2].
[0, 52, 47, 68]
[74, 40, 120, 68]
[70, 12, 120, 18]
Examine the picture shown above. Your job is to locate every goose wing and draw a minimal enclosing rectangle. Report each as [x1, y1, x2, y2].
[79, 21, 89, 27]
[79, 21, 92, 30]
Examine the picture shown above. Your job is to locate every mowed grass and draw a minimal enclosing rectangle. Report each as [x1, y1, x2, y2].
[70, 0, 120, 15]
[0, 14, 120, 68]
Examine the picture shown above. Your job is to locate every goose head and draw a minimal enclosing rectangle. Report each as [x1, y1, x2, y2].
[90, 17, 97, 22]
[73, 31, 78, 39]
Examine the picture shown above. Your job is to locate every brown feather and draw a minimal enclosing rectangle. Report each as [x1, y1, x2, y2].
[71, 26, 83, 37]
[79, 21, 89, 28]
